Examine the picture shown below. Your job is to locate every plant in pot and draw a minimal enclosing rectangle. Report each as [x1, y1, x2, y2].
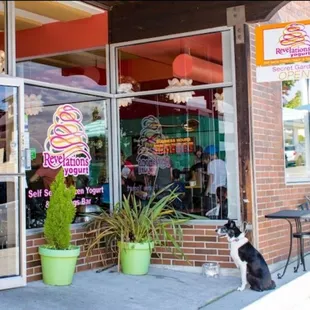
[86, 187, 192, 275]
[39, 169, 80, 286]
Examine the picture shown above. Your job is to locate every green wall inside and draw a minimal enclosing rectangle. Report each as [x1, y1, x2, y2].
[120, 114, 225, 171]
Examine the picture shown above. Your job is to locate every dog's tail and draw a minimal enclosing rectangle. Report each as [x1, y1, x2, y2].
[268, 280, 276, 290]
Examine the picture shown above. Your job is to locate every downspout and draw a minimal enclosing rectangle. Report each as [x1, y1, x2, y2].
[245, 23, 259, 249]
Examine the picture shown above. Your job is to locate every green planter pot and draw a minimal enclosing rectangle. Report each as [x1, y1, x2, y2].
[118, 241, 154, 275]
[39, 245, 80, 286]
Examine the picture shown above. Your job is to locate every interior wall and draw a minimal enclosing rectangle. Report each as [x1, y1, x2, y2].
[249, 1, 310, 265]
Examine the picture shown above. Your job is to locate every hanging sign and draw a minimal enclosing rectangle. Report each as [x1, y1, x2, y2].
[42, 104, 91, 177]
[154, 137, 195, 155]
[256, 20, 310, 82]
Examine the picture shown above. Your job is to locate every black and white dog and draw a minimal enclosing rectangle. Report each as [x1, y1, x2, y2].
[216, 220, 276, 292]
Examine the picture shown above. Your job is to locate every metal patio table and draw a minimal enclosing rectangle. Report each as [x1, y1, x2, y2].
[265, 209, 310, 279]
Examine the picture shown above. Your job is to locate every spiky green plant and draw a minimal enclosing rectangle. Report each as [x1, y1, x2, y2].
[86, 186, 193, 267]
[43, 169, 76, 250]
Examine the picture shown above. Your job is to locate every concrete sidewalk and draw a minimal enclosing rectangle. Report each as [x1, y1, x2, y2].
[0, 256, 309, 310]
[204, 254, 310, 310]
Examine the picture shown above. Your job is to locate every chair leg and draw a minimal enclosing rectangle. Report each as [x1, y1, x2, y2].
[301, 237, 307, 271]
[294, 238, 301, 273]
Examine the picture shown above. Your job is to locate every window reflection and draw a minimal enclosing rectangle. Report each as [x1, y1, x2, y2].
[118, 88, 238, 220]
[15, 1, 108, 91]
[283, 79, 310, 183]
[117, 32, 226, 92]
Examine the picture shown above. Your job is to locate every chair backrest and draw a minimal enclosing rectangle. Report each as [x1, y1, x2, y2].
[298, 201, 310, 211]
[298, 200, 310, 222]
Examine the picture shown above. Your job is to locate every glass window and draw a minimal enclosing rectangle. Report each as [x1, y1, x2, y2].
[0, 178, 20, 277]
[0, 1, 5, 74]
[116, 31, 232, 93]
[25, 85, 109, 229]
[283, 79, 310, 183]
[118, 87, 239, 220]
[15, 1, 108, 91]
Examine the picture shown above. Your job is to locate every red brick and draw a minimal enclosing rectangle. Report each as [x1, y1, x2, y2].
[182, 229, 205, 235]
[195, 249, 217, 255]
[91, 262, 104, 269]
[181, 242, 205, 248]
[27, 274, 42, 282]
[195, 236, 217, 242]
[27, 268, 34, 276]
[207, 255, 230, 262]
[27, 255, 33, 262]
[34, 266, 42, 274]
[76, 264, 91, 272]
[205, 242, 228, 249]
[172, 260, 193, 266]
[72, 233, 84, 240]
[33, 239, 45, 246]
[27, 247, 39, 254]
[27, 260, 41, 268]
[151, 259, 171, 265]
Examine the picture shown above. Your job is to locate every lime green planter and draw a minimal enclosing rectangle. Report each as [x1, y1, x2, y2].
[39, 245, 80, 286]
[118, 241, 154, 275]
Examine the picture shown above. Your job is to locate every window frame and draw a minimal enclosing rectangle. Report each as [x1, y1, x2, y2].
[110, 27, 241, 224]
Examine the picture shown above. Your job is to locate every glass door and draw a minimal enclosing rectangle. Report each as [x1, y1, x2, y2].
[0, 76, 26, 289]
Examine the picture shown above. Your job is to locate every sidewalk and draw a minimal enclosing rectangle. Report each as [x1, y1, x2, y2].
[0, 256, 309, 310]
[204, 254, 310, 310]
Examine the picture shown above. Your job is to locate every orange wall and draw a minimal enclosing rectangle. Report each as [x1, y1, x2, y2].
[11, 13, 108, 59]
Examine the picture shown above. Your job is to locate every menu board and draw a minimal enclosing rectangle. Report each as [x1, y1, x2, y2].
[154, 137, 195, 155]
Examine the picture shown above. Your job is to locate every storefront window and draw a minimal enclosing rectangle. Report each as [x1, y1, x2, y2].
[283, 79, 310, 183]
[118, 88, 239, 220]
[116, 30, 232, 92]
[25, 85, 109, 229]
[15, 1, 108, 91]
[0, 1, 5, 74]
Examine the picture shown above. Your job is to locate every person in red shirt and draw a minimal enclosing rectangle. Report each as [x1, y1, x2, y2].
[29, 166, 61, 190]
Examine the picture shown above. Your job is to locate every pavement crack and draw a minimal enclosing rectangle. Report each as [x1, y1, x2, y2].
[148, 274, 188, 284]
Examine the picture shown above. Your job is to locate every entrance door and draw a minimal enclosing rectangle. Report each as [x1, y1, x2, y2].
[0, 76, 26, 289]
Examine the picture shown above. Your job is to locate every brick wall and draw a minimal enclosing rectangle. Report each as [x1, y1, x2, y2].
[26, 226, 117, 282]
[249, 1, 310, 264]
[27, 224, 235, 282]
[151, 224, 235, 269]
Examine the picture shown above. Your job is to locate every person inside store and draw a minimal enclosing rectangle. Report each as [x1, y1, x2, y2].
[126, 145, 145, 188]
[121, 150, 135, 197]
[217, 186, 228, 219]
[170, 168, 187, 211]
[154, 155, 173, 192]
[193, 145, 203, 164]
[204, 145, 227, 214]
[29, 164, 61, 190]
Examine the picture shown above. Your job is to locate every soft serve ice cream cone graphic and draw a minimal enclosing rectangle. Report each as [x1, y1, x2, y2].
[43, 104, 91, 177]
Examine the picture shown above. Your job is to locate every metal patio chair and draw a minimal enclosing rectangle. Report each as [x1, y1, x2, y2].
[292, 200, 310, 272]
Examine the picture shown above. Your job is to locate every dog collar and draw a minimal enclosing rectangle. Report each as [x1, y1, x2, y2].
[229, 233, 245, 243]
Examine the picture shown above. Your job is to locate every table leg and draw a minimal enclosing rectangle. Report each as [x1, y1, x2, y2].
[297, 218, 307, 271]
[294, 219, 302, 273]
[301, 237, 307, 271]
[278, 219, 293, 279]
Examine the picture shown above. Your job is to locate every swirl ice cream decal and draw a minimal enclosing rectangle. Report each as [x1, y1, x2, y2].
[255, 20, 310, 67]
[276, 23, 310, 57]
[43, 104, 91, 177]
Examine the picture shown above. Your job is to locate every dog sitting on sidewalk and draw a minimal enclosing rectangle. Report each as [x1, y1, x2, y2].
[216, 220, 276, 292]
